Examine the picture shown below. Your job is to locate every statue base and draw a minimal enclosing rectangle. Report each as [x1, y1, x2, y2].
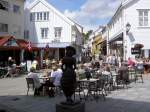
[56, 102, 85, 112]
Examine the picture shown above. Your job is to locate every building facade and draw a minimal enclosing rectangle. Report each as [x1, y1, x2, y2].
[24, 0, 83, 61]
[107, 0, 150, 60]
[0, 0, 24, 39]
[91, 27, 103, 60]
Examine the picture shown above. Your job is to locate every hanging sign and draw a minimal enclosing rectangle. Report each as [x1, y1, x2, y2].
[131, 48, 140, 54]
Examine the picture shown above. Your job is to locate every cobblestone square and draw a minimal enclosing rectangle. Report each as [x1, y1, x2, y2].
[0, 74, 150, 112]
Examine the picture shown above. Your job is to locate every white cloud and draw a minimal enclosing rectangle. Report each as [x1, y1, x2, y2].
[64, 0, 122, 32]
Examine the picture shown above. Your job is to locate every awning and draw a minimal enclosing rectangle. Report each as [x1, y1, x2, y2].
[109, 32, 123, 43]
[93, 35, 102, 43]
[17, 39, 30, 48]
[36, 42, 71, 48]
[0, 36, 38, 50]
[0, 36, 15, 46]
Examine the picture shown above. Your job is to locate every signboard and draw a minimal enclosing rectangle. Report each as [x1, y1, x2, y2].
[131, 48, 140, 54]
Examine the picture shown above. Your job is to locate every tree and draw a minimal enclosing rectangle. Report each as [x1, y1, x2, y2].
[82, 30, 93, 44]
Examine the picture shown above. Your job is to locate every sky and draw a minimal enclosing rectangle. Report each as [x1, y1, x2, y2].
[26, 0, 122, 32]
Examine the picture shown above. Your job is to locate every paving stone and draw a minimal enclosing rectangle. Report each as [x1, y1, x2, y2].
[0, 74, 150, 112]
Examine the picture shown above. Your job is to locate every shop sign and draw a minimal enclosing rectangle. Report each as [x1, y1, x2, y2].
[131, 48, 140, 54]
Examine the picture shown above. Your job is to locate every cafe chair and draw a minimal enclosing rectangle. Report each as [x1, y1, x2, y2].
[135, 68, 144, 83]
[74, 81, 86, 101]
[26, 78, 35, 96]
[96, 79, 106, 101]
[116, 69, 129, 89]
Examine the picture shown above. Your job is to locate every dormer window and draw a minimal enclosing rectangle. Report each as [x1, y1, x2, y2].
[30, 12, 49, 22]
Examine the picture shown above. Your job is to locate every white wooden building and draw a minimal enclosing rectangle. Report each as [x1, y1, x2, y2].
[24, 0, 83, 61]
[107, 0, 150, 60]
[0, 0, 25, 39]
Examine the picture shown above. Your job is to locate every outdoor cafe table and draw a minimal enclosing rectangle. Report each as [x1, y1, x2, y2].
[79, 78, 99, 82]
[39, 76, 50, 83]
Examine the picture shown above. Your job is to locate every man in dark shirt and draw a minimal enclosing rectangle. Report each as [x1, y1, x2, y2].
[118, 63, 129, 84]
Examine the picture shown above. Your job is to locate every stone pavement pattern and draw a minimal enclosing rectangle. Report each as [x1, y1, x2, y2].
[0, 74, 150, 112]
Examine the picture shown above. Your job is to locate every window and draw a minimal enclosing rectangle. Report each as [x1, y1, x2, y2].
[0, 0, 9, 11]
[54, 27, 62, 38]
[24, 30, 29, 39]
[43, 12, 49, 20]
[44, 12, 47, 20]
[47, 12, 49, 20]
[30, 13, 35, 21]
[30, 12, 49, 21]
[13, 5, 20, 13]
[41, 28, 48, 38]
[40, 12, 42, 20]
[138, 10, 149, 26]
[0, 23, 8, 32]
[37, 12, 40, 20]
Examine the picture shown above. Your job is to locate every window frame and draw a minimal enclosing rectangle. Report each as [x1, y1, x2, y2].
[24, 30, 29, 39]
[13, 4, 20, 14]
[30, 12, 49, 21]
[54, 27, 62, 38]
[41, 28, 49, 39]
[0, 23, 8, 32]
[30, 13, 35, 22]
[138, 9, 149, 27]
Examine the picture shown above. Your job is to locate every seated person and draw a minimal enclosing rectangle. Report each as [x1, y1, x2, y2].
[128, 57, 135, 68]
[136, 59, 144, 74]
[85, 67, 92, 80]
[102, 65, 113, 84]
[102, 65, 111, 75]
[45, 65, 62, 97]
[118, 63, 129, 83]
[77, 64, 85, 80]
[50, 65, 62, 87]
[27, 67, 43, 95]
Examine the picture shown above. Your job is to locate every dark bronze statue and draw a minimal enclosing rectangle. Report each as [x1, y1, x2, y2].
[61, 46, 77, 105]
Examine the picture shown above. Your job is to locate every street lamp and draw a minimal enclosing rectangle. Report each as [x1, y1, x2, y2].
[124, 22, 131, 61]
[126, 22, 131, 34]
